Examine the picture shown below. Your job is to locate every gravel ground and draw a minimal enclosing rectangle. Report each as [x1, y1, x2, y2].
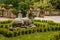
[35, 16, 60, 23]
[0, 16, 60, 23]
[0, 17, 13, 21]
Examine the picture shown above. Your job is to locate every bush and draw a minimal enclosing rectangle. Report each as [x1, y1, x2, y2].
[34, 20, 60, 32]
[13, 30, 19, 37]
[6, 31, 14, 37]
[0, 20, 13, 28]
[37, 28, 40, 32]
[0, 28, 14, 37]
[28, 28, 33, 34]
[0, 20, 60, 37]
[50, 33, 60, 40]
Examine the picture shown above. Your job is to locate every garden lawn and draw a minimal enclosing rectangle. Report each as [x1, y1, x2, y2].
[0, 31, 60, 40]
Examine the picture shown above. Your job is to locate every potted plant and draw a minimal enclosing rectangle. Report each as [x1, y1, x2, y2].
[40, 7, 45, 18]
[11, 8, 17, 19]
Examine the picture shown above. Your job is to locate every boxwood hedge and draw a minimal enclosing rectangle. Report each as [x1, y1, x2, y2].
[0, 20, 60, 37]
[0, 20, 13, 28]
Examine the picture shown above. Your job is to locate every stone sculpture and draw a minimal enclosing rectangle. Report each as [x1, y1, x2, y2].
[13, 9, 36, 28]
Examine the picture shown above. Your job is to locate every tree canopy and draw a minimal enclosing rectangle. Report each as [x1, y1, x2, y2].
[0, 0, 60, 17]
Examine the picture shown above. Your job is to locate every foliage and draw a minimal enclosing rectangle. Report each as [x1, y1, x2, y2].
[0, 20, 60, 37]
[50, 33, 60, 40]
[50, 0, 60, 9]
[18, 0, 34, 17]
[0, 31, 60, 40]
[40, 7, 45, 14]
[0, 0, 34, 17]
[11, 8, 17, 15]
[0, 20, 13, 28]
[0, 0, 60, 16]
[34, 0, 51, 9]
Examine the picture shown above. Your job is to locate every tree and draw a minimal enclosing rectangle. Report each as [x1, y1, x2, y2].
[50, 0, 60, 9]
[1, 0, 34, 17]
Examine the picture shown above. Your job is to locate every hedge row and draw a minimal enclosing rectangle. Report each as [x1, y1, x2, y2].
[34, 20, 60, 31]
[49, 33, 60, 40]
[0, 20, 12, 24]
[0, 28, 38, 37]
[0, 20, 60, 37]
[0, 25, 60, 37]
[34, 20, 54, 23]
[0, 20, 13, 28]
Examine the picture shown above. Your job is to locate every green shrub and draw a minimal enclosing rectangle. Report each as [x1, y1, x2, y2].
[24, 29, 28, 34]
[28, 28, 33, 34]
[39, 27, 42, 32]
[17, 30, 20, 35]
[49, 33, 60, 40]
[32, 27, 37, 33]
[0, 28, 4, 34]
[21, 29, 26, 35]
[43, 28, 46, 32]
[0, 20, 60, 37]
[6, 31, 14, 37]
[0, 20, 13, 28]
[5, 25, 8, 28]
[0, 20, 13, 24]
[34, 20, 41, 22]
[0, 28, 14, 37]
[13, 30, 18, 37]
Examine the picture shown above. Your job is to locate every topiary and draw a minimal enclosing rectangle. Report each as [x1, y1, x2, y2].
[6, 31, 14, 37]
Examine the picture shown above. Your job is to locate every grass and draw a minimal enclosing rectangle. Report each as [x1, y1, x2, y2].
[0, 31, 60, 40]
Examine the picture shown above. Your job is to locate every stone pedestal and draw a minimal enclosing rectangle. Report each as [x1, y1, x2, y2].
[18, 13, 22, 18]
[36, 8, 40, 17]
[1, 4, 8, 17]
[45, 11, 50, 16]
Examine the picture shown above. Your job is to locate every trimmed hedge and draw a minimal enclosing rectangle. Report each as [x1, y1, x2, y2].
[34, 20, 60, 31]
[0, 20, 60, 37]
[0, 20, 13, 28]
[34, 20, 54, 23]
[49, 33, 60, 40]
[0, 28, 13, 37]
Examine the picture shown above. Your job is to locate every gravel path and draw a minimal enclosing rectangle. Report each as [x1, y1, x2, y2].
[35, 16, 60, 23]
[0, 16, 60, 23]
[0, 17, 13, 21]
